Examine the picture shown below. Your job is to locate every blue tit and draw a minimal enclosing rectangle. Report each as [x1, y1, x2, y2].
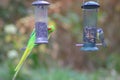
[97, 28, 106, 47]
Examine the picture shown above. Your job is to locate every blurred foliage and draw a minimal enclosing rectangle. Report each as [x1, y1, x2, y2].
[0, 59, 120, 80]
[0, 0, 120, 80]
[0, 0, 27, 23]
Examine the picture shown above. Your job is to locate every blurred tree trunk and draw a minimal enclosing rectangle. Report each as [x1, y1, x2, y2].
[101, 0, 120, 52]
[55, 25, 89, 70]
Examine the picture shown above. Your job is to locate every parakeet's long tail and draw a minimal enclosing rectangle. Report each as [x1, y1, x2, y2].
[12, 30, 35, 80]
[12, 48, 33, 80]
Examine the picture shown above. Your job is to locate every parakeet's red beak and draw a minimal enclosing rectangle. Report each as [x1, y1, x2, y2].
[48, 28, 51, 30]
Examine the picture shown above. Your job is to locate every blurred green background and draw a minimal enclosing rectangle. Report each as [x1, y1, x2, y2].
[0, 0, 120, 80]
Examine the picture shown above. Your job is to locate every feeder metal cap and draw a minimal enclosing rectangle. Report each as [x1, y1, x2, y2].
[32, 0, 50, 6]
[81, 1, 100, 9]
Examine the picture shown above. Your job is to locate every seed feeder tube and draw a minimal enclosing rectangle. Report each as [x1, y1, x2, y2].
[32, 0, 50, 44]
[76, 1, 104, 51]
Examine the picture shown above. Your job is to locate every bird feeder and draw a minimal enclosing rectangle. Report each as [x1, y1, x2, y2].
[32, 0, 50, 44]
[76, 1, 104, 51]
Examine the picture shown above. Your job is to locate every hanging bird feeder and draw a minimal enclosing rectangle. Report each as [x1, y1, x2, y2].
[76, 1, 105, 51]
[32, 0, 50, 44]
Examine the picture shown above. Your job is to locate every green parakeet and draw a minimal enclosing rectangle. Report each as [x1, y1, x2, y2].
[12, 20, 56, 80]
